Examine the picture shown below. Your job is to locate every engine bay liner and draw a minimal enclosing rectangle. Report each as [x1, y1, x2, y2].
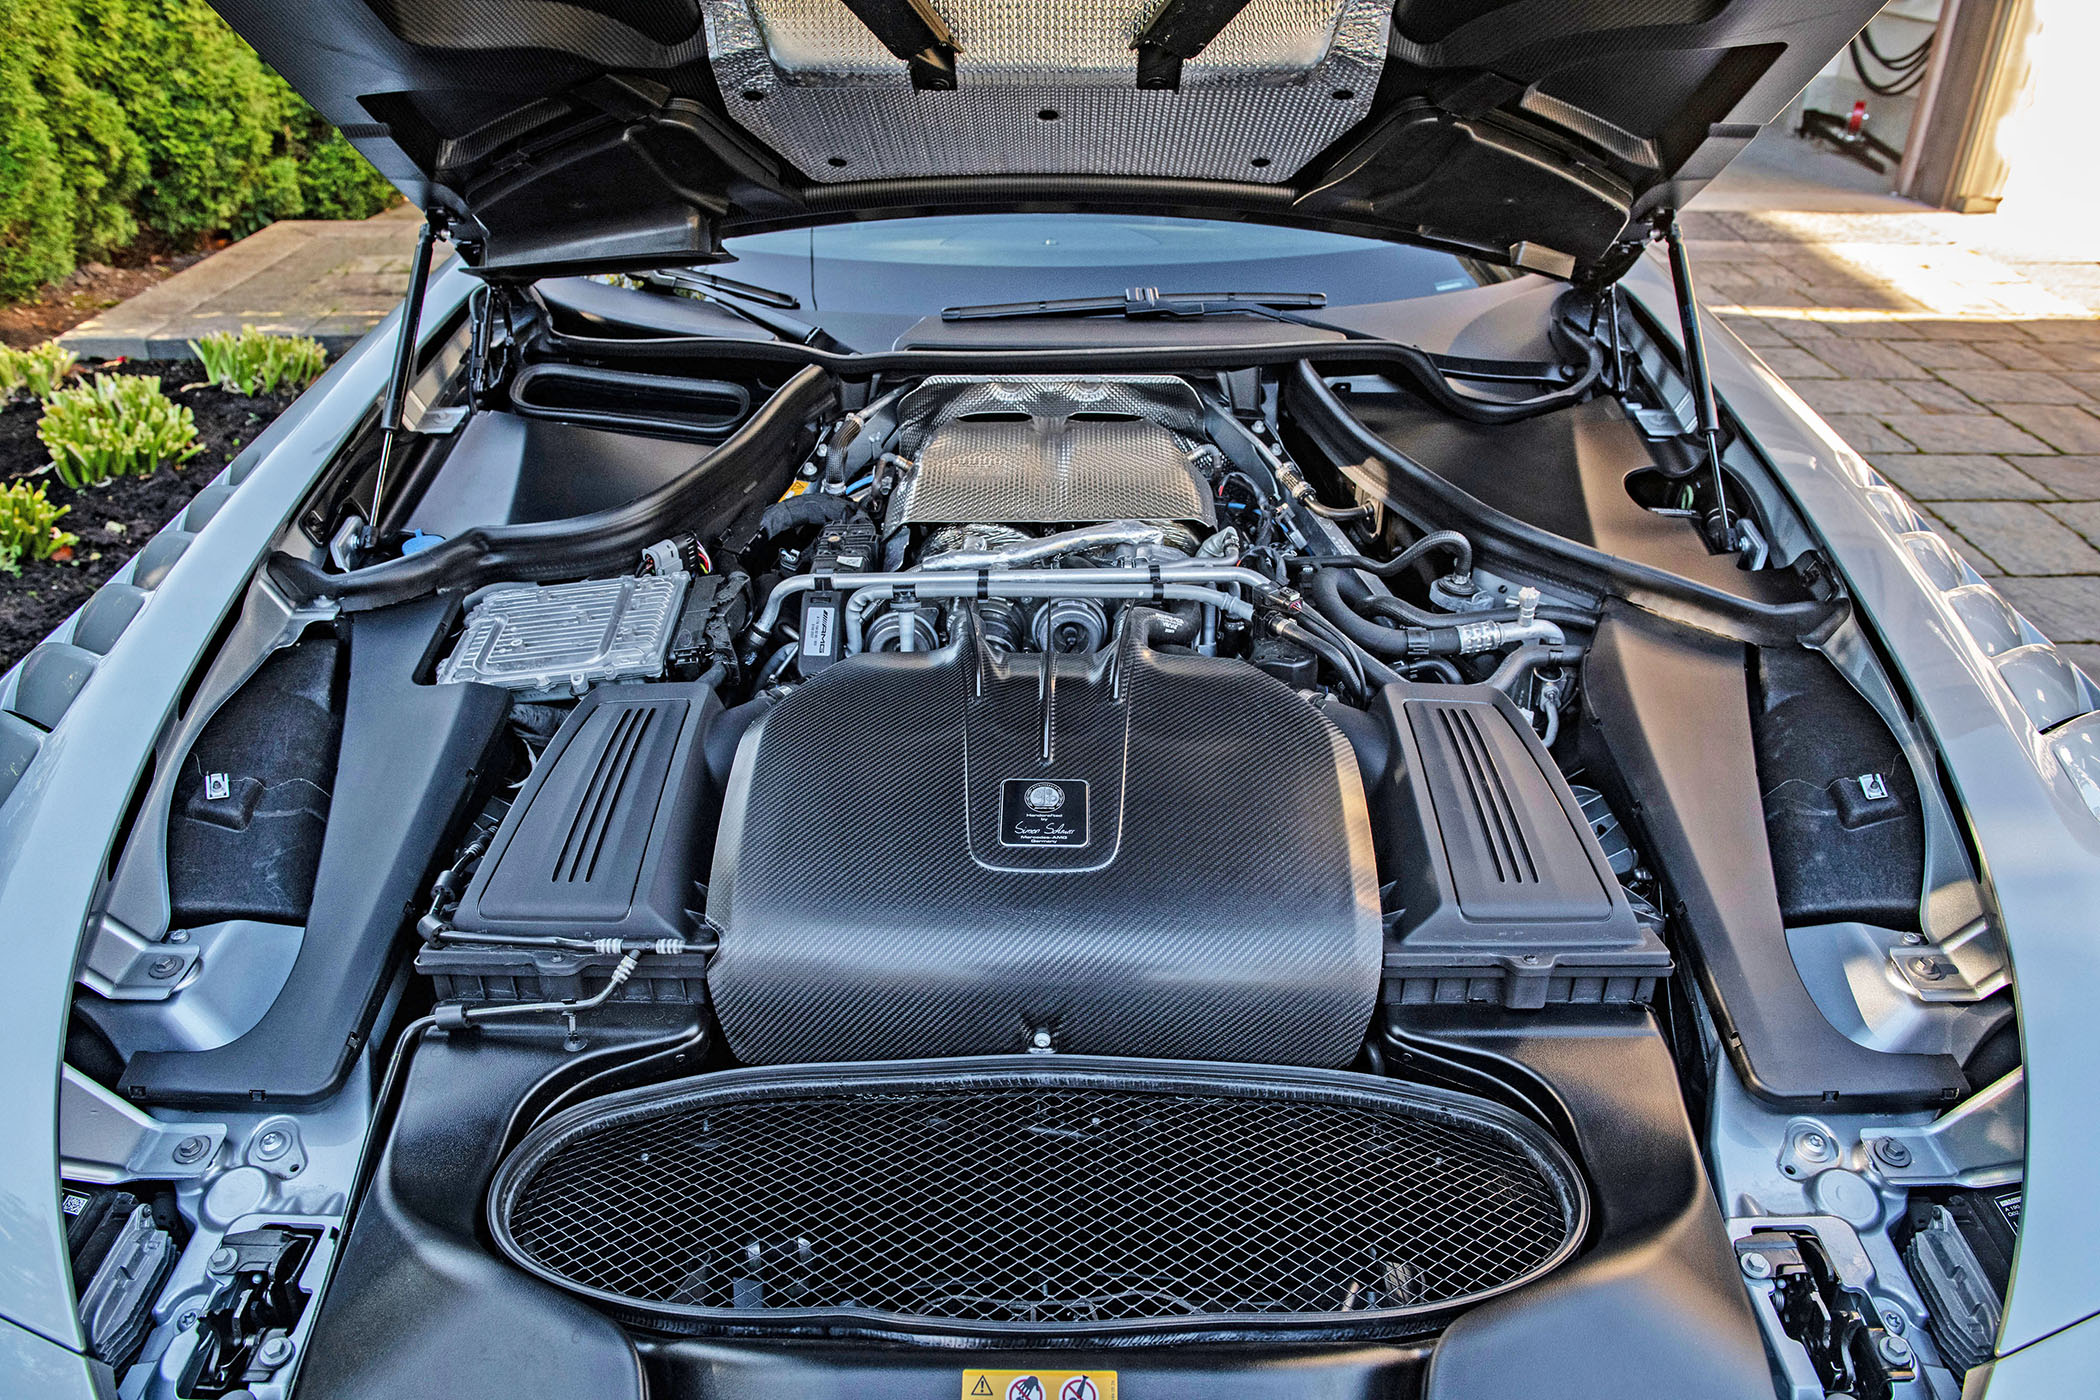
[66, 259, 2019, 1400]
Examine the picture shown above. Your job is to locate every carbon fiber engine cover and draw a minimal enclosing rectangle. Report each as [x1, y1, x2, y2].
[706, 618, 1381, 1065]
[889, 376, 1217, 527]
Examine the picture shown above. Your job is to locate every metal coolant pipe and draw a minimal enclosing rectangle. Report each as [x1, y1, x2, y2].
[843, 579, 1257, 653]
[752, 563, 1276, 637]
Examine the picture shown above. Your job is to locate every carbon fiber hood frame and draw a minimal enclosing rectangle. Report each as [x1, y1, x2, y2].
[210, 0, 1890, 283]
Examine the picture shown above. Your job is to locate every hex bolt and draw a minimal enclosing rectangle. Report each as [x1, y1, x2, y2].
[1876, 1333, 1913, 1365]
[148, 955, 185, 980]
[1873, 1137, 1914, 1169]
[206, 1247, 239, 1275]
[256, 1336, 296, 1369]
[253, 1129, 291, 1162]
[172, 1135, 211, 1165]
[1909, 956, 1946, 981]
[1739, 1251, 1773, 1279]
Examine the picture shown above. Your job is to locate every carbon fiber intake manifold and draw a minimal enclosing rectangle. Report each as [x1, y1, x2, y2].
[705, 611, 1382, 1065]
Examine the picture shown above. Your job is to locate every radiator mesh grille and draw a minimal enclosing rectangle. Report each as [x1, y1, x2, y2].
[489, 1065, 1584, 1332]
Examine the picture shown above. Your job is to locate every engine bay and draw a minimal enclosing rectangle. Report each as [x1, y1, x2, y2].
[62, 278, 2023, 1400]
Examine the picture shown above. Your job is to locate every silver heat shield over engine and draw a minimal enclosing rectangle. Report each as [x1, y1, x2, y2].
[698, 0, 1393, 185]
[887, 376, 1218, 527]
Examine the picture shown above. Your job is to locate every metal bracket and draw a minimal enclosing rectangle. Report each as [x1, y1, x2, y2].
[836, 0, 959, 89]
[1863, 1069, 2024, 1187]
[1891, 915, 2011, 1003]
[1728, 1216, 1916, 1400]
[1134, 0, 1258, 90]
[77, 914, 200, 1002]
[60, 1066, 226, 1183]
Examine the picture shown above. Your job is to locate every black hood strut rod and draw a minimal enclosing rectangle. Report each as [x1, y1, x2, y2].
[1656, 212, 1738, 553]
[366, 206, 448, 554]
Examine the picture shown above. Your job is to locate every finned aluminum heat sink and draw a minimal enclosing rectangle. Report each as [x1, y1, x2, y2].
[436, 574, 689, 700]
[699, 0, 1393, 184]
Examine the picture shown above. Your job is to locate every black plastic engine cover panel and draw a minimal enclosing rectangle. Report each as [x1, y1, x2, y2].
[453, 680, 720, 944]
[1372, 684, 1669, 1010]
[705, 622, 1382, 1065]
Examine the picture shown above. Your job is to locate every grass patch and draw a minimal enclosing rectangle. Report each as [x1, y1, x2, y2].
[37, 373, 200, 488]
[0, 479, 75, 573]
[0, 341, 77, 400]
[191, 325, 327, 395]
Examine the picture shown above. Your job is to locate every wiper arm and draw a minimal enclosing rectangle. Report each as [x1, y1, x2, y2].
[942, 286, 1326, 322]
[647, 267, 802, 310]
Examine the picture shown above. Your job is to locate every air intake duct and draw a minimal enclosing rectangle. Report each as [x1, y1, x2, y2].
[487, 1057, 1587, 1341]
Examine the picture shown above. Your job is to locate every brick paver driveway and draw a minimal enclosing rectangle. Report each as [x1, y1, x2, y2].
[1686, 208, 2100, 672]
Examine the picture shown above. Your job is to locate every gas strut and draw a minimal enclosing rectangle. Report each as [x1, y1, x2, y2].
[1657, 213, 1738, 552]
[365, 206, 448, 554]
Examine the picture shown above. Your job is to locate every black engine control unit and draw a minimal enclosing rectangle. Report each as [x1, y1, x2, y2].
[1371, 685, 1670, 1010]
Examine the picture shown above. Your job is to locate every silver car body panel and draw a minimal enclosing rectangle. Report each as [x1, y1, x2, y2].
[1624, 254, 2100, 1356]
[0, 252, 2090, 1379]
[0, 264, 475, 1349]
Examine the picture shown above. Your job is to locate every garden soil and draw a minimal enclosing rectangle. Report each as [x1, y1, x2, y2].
[0, 360, 304, 671]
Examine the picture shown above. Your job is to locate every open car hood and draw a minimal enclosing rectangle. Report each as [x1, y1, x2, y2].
[210, 0, 1881, 282]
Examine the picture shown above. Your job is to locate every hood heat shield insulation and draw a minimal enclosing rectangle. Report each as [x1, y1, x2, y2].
[700, 0, 1392, 183]
[487, 1057, 1587, 1338]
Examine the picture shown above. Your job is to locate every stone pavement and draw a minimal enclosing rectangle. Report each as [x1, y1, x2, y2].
[1684, 207, 2100, 673]
[59, 204, 423, 360]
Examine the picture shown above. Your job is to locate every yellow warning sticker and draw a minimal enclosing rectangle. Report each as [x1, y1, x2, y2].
[962, 1369, 1117, 1400]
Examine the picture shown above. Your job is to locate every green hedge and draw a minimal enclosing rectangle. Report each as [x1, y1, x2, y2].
[0, 0, 396, 301]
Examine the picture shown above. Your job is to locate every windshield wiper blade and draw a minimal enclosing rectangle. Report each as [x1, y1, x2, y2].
[942, 286, 1326, 322]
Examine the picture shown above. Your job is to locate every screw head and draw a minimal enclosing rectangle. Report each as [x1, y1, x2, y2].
[1876, 1332, 1913, 1365]
[1740, 1251, 1774, 1279]
[167, 930, 190, 944]
[172, 1135, 211, 1165]
[1900, 932, 1924, 946]
[175, 1309, 200, 1332]
[1796, 1130, 1836, 1163]
[1881, 1308, 1908, 1335]
[1873, 1137, 1914, 1169]
[148, 955, 184, 980]
[253, 1129, 290, 1162]
[255, 1336, 296, 1368]
[1030, 1028, 1053, 1049]
[1909, 956, 1947, 981]
[206, 1246, 239, 1274]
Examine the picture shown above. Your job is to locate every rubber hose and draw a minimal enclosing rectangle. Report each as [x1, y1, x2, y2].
[1484, 640, 1586, 695]
[1298, 530, 1474, 580]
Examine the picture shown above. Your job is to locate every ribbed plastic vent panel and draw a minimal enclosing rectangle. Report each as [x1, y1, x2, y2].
[554, 705, 655, 884]
[489, 1060, 1586, 1337]
[1431, 704, 1540, 886]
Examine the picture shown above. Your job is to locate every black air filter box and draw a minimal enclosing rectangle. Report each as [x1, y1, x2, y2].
[1372, 685, 1668, 1010]
[448, 680, 720, 945]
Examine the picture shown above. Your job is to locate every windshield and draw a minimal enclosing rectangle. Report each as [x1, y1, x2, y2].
[716, 214, 1482, 342]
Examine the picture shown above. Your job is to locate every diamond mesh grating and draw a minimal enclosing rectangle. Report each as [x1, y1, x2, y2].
[490, 1066, 1584, 1331]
